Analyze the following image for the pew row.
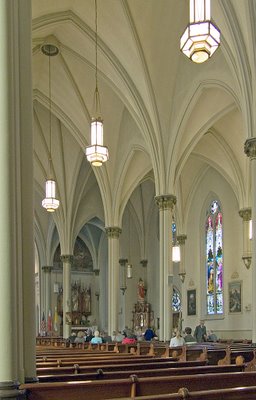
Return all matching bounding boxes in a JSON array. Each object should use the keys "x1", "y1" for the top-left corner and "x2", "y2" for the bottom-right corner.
[{"x1": 21, "y1": 371, "x2": 256, "y2": 400}]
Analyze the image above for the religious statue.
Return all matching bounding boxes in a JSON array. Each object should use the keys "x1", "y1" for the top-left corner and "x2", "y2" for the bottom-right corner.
[{"x1": 137, "y1": 278, "x2": 145, "y2": 302}]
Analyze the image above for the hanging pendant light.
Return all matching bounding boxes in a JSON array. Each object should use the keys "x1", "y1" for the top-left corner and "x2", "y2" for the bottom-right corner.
[
  {"x1": 180, "y1": 0, "x2": 220, "y2": 63},
  {"x1": 85, "y1": 0, "x2": 109, "y2": 166},
  {"x1": 41, "y1": 41, "x2": 60, "y2": 212}
]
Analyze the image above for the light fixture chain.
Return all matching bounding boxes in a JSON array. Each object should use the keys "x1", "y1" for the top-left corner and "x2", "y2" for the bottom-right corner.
[
  {"x1": 48, "y1": 51, "x2": 52, "y2": 176},
  {"x1": 95, "y1": 0, "x2": 98, "y2": 91}
]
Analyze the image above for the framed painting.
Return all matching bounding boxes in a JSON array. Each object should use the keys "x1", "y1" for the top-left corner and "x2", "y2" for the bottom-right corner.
[
  {"x1": 187, "y1": 289, "x2": 196, "y2": 316},
  {"x1": 229, "y1": 281, "x2": 242, "y2": 313}
]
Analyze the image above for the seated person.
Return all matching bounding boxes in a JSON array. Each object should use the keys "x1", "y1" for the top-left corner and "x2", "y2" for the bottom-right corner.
[
  {"x1": 112, "y1": 330, "x2": 124, "y2": 342},
  {"x1": 184, "y1": 327, "x2": 197, "y2": 344},
  {"x1": 74, "y1": 330, "x2": 85, "y2": 344},
  {"x1": 122, "y1": 331, "x2": 137, "y2": 344},
  {"x1": 91, "y1": 330, "x2": 103, "y2": 344},
  {"x1": 101, "y1": 331, "x2": 112, "y2": 343},
  {"x1": 207, "y1": 330, "x2": 218, "y2": 342},
  {"x1": 144, "y1": 327, "x2": 158, "y2": 341},
  {"x1": 85, "y1": 329, "x2": 94, "y2": 342},
  {"x1": 169, "y1": 330, "x2": 185, "y2": 347}
]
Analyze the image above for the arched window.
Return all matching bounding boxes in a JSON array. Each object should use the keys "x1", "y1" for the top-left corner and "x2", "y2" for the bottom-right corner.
[{"x1": 206, "y1": 200, "x2": 223, "y2": 315}]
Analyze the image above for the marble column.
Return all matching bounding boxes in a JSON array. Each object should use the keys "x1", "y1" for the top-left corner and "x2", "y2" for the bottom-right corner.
[
  {"x1": 42, "y1": 266, "x2": 52, "y2": 318},
  {"x1": 244, "y1": 138, "x2": 256, "y2": 342},
  {"x1": 61, "y1": 255, "x2": 73, "y2": 338},
  {"x1": 0, "y1": 0, "x2": 35, "y2": 396},
  {"x1": 177, "y1": 234, "x2": 187, "y2": 283},
  {"x1": 155, "y1": 195, "x2": 176, "y2": 341},
  {"x1": 105, "y1": 227, "x2": 122, "y2": 335},
  {"x1": 238, "y1": 208, "x2": 252, "y2": 269}
]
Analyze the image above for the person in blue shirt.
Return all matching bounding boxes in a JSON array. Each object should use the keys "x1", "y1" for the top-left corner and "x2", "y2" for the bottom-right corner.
[{"x1": 144, "y1": 327, "x2": 157, "y2": 341}]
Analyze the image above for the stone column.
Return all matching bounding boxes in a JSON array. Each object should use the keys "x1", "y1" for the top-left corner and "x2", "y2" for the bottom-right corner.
[
  {"x1": 155, "y1": 195, "x2": 176, "y2": 341},
  {"x1": 244, "y1": 138, "x2": 256, "y2": 342},
  {"x1": 238, "y1": 208, "x2": 252, "y2": 269},
  {"x1": 105, "y1": 227, "x2": 122, "y2": 335},
  {"x1": 177, "y1": 234, "x2": 187, "y2": 283},
  {"x1": 42, "y1": 266, "x2": 52, "y2": 318},
  {"x1": 61, "y1": 255, "x2": 73, "y2": 338},
  {"x1": 0, "y1": 0, "x2": 35, "y2": 396}
]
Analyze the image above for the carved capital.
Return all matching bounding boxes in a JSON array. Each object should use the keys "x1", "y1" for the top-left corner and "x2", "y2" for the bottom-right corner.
[
  {"x1": 238, "y1": 207, "x2": 252, "y2": 221},
  {"x1": 140, "y1": 259, "x2": 148, "y2": 268},
  {"x1": 42, "y1": 265, "x2": 52, "y2": 273},
  {"x1": 60, "y1": 254, "x2": 73, "y2": 264},
  {"x1": 105, "y1": 226, "x2": 122, "y2": 238},
  {"x1": 177, "y1": 234, "x2": 187, "y2": 245},
  {"x1": 155, "y1": 194, "x2": 176, "y2": 210},
  {"x1": 244, "y1": 138, "x2": 256, "y2": 160}
]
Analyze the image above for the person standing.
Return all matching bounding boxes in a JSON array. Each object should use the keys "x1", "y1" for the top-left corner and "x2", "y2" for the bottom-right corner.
[{"x1": 194, "y1": 320, "x2": 207, "y2": 343}]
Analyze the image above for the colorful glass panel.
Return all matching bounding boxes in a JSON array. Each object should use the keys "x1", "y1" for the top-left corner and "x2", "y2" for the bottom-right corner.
[{"x1": 206, "y1": 201, "x2": 223, "y2": 315}]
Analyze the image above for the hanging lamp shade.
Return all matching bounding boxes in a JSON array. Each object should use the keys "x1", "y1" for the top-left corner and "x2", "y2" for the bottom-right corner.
[
  {"x1": 85, "y1": 114, "x2": 109, "y2": 166},
  {"x1": 180, "y1": 0, "x2": 220, "y2": 63},
  {"x1": 85, "y1": 0, "x2": 109, "y2": 167},
  {"x1": 41, "y1": 39, "x2": 60, "y2": 212},
  {"x1": 127, "y1": 264, "x2": 133, "y2": 279},
  {"x1": 42, "y1": 179, "x2": 60, "y2": 212}
]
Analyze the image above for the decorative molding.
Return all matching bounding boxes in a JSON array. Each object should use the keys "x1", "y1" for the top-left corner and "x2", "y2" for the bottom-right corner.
[
  {"x1": 231, "y1": 271, "x2": 239, "y2": 279},
  {"x1": 155, "y1": 194, "x2": 176, "y2": 210},
  {"x1": 244, "y1": 137, "x2": 256, "y2": 160},
  {"x1": 42, "y1": 265, "x2": 53, "y2": 273},
  {"x1": 105, "y1": 226, "x2": 122, "y2": 238},
  {"x1": 177, "y1": 234, "x2": 187, "y2": 245},
  {"x1": 93, "y1": 269, "x2": 100, "y2": 276},
  {"x1": 238, "y1": 207, "x2": 252, "y2": 221},
  {"x1": 60, "y1": 254, "x2": 74, "y2": 264},
  {"x1": 140, "y1": 259, "x2": 148, "y2": 268}
]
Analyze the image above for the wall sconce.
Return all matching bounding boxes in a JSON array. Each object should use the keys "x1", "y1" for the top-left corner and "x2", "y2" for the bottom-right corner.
[
  {"x1": 239, "y1": 208, "x2": 252, "y2": 269},
  {"x1": 127, "y1": 264, "x2": 132, "y2": 279},
  {"x1": 95, "y1": 291, "x2": 100, "y2": 301},
  {"x1": 119, "y1": 258, "x2": 128, "y2": 295},
  {"x1": 172, "y1": 244, "x2": 181, "y2": 263}
]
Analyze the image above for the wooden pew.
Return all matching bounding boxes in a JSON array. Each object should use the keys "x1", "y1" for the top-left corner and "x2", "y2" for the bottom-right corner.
[
  {"x1": 36, "y1": 359, "x2": 208, "y2": 376},
  {"x1": 37, "y1": 364, "x2": 244, "y2": 383},
  {"x1": 119, "y1": 385, "x2": 256, "y2": 399},
  {"x1": 21, "y1": 371, "x2": 256, "y2": 400}
]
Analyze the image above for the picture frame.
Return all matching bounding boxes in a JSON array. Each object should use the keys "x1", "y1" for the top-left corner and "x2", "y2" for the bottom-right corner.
[
  {"x1": 228, "y1": 281, "x2": 242, "y2": 313},
  {"x1": 187, "y1": 289, "x2": 196, "y2": 316}
]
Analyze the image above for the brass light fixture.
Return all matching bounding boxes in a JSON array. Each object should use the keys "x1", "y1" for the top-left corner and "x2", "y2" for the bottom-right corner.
[
  {"x1": 41, "y1": 41, "x2": 60, "y2": 212},
  {"x1": 180, "y1": 0, "x2": 220, "y2": 63},
  {"x1": 85, "y1": 0, "x2": 109, "y2": 166}
]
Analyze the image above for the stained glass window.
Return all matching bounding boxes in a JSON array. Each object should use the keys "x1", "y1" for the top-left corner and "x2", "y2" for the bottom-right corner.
[
  {"x1": 206, "y1": 200, "x2": 223, "y2": 315},
  {"x1": 172, "y1": 287, "x2": 181, "y2": 312}
]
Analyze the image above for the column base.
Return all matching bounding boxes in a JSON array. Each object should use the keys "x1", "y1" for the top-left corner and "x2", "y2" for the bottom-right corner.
[
  {"x1": 0, "y1": 381, "x2": 25, "y2": 399},
  {"x1": 24, "y1": 377, "x2": 38, "y2": 384}
]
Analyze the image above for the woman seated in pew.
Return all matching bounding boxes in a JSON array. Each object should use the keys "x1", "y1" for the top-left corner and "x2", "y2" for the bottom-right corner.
[
  {"x1": 90, "y1": 330, "x2": 103, "y2": 344},
  {"x1": 183, "y1": 327, "x2": 197, "y2": 344},
  {"x1": 74, "y1": 330, "x2": 85, "y2": 344},
  {"x1": 122, "y1": 330, "x2": 137, "y2": 344},
  {"x1": 169, "y1": 329, "x2": 185, "y2": 347},
  {"x1": 206, "y1": 329, "x2": 218, "y2": 342}
]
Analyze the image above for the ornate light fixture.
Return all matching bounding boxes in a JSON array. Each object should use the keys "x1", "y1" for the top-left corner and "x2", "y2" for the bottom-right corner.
[
  {"x1": 180, "y1": 0, "x2": 220, "y2": 63},
  {"x1": 85, "y1": 0, "x2": 109, "y2": 166},
  {"x1": 41, "y1": 41, "x2": 60, "y2": 212},
  {"x1": 172, "y1": 219, "x2": 181, "y2": 263}
]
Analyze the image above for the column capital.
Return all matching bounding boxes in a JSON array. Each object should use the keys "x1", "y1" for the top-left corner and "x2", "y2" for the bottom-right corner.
[
  {"x1": 155, "y1": 194, "x2": 176, "y2": 210},
  {"x1": 140, "y1": 259, "x2": 148, "y2": 267},
  {"x1": 105, "y1": 226, "x2": 122, "y2": 238},
  {"x1": 244, "y1": 138, "x2": 256, "y2": 160},
  {"x1": 239, "y1": 207, "x2": 252, "y2": 221},
  {"x1": 42, "y1": 266, "x2": 53, "y2": 273},
  {"x1": 177, "y1": 234, "x2": 187, "y2": 245},
  {"x1": 60, "y1": 254, "x2": 73, "y2": 264},
  {"x1": 119, "y1": 258, "x2": 128, "y2": 266}
]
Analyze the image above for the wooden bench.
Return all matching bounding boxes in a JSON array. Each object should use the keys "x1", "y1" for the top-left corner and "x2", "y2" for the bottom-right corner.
[
  {"x1": 37, "y1": 364, "x2": 244, "y2": 383},
  {"x1": 36, "y1": 359, "x2": 208, "y2": 376},
  {"x1": 21, "y1": 371, "x2": 256, "y2": 400}
]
